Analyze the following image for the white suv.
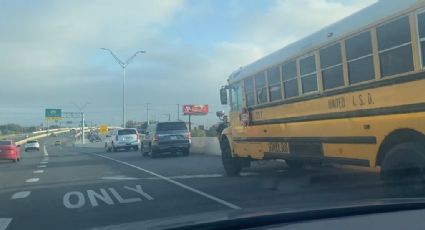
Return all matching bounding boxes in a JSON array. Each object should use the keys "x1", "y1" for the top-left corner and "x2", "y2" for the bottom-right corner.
[
  {"x1": 25, "y1": 140, "x2": 40, "y2": 152},
  {"x1": 105, "y1": 128, "x2": 140, "y2": 152}
]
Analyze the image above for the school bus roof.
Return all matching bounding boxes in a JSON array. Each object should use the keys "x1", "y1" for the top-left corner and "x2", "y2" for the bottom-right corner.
[{"x1": 227, "y1": 0, "x2": 423, "y2": 84}]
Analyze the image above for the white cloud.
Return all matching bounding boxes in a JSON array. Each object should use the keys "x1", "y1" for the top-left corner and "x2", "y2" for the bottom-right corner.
[
  {"x1": 0, "y1": 0, "x2": 379, "y2": 126},
  {"x1": 238, "y1": 0, "x2": 378, "y2": 53}
]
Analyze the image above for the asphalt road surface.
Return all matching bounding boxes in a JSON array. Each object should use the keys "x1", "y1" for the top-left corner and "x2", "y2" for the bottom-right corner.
[{"x1": 0, "y1": 134, "x2": 391, "y2": 230}]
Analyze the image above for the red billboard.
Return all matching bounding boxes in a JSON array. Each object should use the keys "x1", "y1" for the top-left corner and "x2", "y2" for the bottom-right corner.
[{"x1": 182, "y1": 104, "x2": 209, "y2": 115}]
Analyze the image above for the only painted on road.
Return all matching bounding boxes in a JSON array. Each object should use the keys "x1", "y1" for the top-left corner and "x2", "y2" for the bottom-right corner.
[{"x1": 63, "y1": 185, "x2": 154, "y2": 209}]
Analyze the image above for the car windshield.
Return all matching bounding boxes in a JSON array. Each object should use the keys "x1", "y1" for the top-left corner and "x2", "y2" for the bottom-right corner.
[
  {"x1": 4, "y1": 1, "x2": 425, "y2": 230},
  {"x1": 118, "y1": 129, "x2": 137, "y2": 135},
  {"x1": 156, "y1": 122, "x2": 187, "y2": 131}
]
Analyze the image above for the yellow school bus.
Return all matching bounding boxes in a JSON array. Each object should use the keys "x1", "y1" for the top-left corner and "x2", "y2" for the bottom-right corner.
[{"x1": 218, "y1": 0, "x2": 425, "y2": 187}]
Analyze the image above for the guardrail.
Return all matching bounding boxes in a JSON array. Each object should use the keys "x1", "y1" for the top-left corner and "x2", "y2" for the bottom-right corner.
[{"x1": 15, "y1": 128, "x2": 86, "y2": 145}]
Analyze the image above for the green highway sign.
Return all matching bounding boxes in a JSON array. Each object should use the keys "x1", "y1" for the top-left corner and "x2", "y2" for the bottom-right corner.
[{"x1": 45, "y1": 109, "x2": 62, "y2": 120}]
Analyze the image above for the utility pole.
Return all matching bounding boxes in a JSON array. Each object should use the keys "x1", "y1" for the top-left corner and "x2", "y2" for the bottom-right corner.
[
  {"x1": 81, "y1": 112, "x2": 85, "y2": 144},
  {"x1": 146, "y1": 103, "x2": 151, "y2": 125},
  {"x1": 73, "y1": 102, "x2": 90, "y2": 144}
]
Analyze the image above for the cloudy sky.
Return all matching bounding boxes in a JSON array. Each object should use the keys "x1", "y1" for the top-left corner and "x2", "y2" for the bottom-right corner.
[{"x1": 0, "y1": 0, "x2": 377, "y2": 127}]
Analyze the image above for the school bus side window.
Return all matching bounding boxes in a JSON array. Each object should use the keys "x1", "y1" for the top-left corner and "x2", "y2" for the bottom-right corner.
[
  {"x1": 377, "y1": 16, "x2": 414, "y2": 77},
  {"x1": 417, "y1": 11, "x2": 425, "y2": 67},
  {"x1": 255, "y1": 72, "x2": 267, "y2": 104},
  {"x1": 300, "y1": 54, "x2": 318, "y2": 93},
  {"x1": 320, "y1": 43, "x2": 344, "y2": 90},
  {"x1": 230, "y1": 83, "x2": 243, "y2": 111},
  {"x1": 267, "y1": 66, "x2": 282, "y2": 102},
  {"x1": 282, "y1": 61, "x2": 298, "y2": 98},
  {"x1": 244, "y1": 77, "x2": 255, "y2": 107},
  {"x1": 346, "y1": 30, "x2": 375, "y2": 84}
]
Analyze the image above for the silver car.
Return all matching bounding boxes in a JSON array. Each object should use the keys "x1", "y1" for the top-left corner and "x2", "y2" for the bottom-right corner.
[
  {"x1": 141, "y1": 122, "x2": 191, "y2": 158},
  {"x1": 105, "y1": 128, "x2": 140, "y2": 152},
  {"x1": 25, "y1": 140, "x2": 40, "y2": 152}
]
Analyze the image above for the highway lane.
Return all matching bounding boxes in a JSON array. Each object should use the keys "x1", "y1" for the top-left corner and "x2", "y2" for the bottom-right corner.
[{"x1": 0, "y1": 135, "x2": 391, "y2": 230}]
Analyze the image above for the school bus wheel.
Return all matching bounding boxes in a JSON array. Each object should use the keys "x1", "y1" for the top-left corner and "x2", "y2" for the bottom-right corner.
[
  {"x1": 220, "y1": 137, "x2": 242, "y2": 176},
  {"x1": 381, "y1": 142, "x2": 425, "y2": 196}
]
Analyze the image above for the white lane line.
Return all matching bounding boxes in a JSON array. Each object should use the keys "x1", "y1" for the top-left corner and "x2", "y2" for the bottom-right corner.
[
  {"x1": 11, "y1": 191, "x2": 31, "y2": 199},
  {"x1": 33, "y1": 170, "x2": 44, "y2": 174},
  {"x1": 25, "y1": 178, "x2": 40, "y2": 183},
  {"x1": 100, "y1": 174, "x2": 224, "y2": 181},
  {"x1": 0, "y1": 218, "x2": 12, "y2": 230},
  {"x1": 43, "y1": 145, "x2": 49, "y2": 156},
  {"x1": 37, "y1": 165, "x2": 47, "y2": 168},
  {"x1": 100, "y1": 176, "x2": 140, "y2": 181},
  {"x1": 40, "y1": 161, "x2": 48, "y2": 164},
  {"x1": 93, "y1": 154, "x2": 241, "y2": 210}
]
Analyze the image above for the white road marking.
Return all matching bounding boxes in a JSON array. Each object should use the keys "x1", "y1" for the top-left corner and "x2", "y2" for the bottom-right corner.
[
  {"x1": 100, "y1": 174, "x2": 223, "y2": 180},
  {"x1": 43, "y1": 145, "x2": 49, "y2": 156},
  {"x1": 100, "y1": 176, "x2": 140, "y2": 181},
  {"x1": 63, "y1": 191, "x2": 85, "y2": 209},
  {"x1": 25, "y1": 178, "x2": 40, "y2": 183},
  {"x1": 37, "y1": 165, "x2": 47, "y2": 168},
  {"x1": 63, "y1": 185, "x2": 152, "y2": 209},
  {"x1": 87, "y1": 189, "x2": 114, "y2": 207},
  {"x1": 11, "y1": 191, "x2": 31, "y2": 199},
  {"x1": 93, "y1": 153, "x2": 241, "y2": 210},
  {"x1": 100, "y1": 173, "x2": 256, "y2": 181},
  {"x1": 0, "y1": 218, "x2": 12, "y2": 230},
  {"x1": 124, "y1": 185, "x2": 154, "y2": 201},
  {"x1": 239, "y1": 172, "x2": 260, "y2": 176},
  {"x1": 40, "y1": 161, "x2": 48, "y2": 164},
  {"x1": 108, "y1": 188, "x2": 141, "y2": 204},
  {"x1": 33, "y1": 170, "x2": 44, "y2": 174}
]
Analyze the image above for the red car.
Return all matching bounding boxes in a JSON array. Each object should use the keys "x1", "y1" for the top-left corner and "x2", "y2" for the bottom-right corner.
[{"x1": 0, "y1": 140, "x2": 21, "y2": 162}]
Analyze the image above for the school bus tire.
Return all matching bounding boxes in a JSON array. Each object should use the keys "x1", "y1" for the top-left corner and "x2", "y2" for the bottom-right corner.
[
  {"x1": 381, "y1": 142, "x2": 425, "y2": 196},
  {"x1": 220, "y1": 137, "x2": 242, "y2": 176}
]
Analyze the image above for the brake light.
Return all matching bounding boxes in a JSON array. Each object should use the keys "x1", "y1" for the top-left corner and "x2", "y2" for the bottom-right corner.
[
  {"x1": 187, "y1": 132, "x2": 192, "y2": 140},
  {"x1": 136, "y1": 133, "x2": 140, "y2": 140}
]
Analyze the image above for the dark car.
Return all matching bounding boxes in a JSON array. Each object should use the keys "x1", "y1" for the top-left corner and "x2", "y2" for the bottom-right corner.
[{"x1": 141, "y1": 121, "x2": 191, "y2": 158}]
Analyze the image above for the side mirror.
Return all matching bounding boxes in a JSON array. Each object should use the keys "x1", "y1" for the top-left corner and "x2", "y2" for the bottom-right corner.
[
  {"x1": 220, "y1": 88, "x2": 228, "y2": 105},
  {"x1": 17, "y1": 145, "x2": 21, "y2": 148},
  {"x1": 216, "y1": 111, "x2": 225, "y2": 118}
]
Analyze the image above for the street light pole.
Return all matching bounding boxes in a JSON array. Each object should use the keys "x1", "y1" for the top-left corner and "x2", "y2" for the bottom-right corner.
[
  {"x1": 73, "y1": 102, "x2": 90, "y2": 145},
  {"x1": 123, "y1": 67, "x2": 126, "y2": 128},
  {"x1": 101, "y1": 48, "x2": 146, "y2": 128}
]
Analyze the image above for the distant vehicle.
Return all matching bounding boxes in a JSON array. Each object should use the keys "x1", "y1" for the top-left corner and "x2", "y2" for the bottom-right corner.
[
  {"x1": 0, "y1": 140, "x2": 21, "y2": 162},
  {"x1": 141, "y1": 121, "x2": 191, "y2": 158},
  {"x1": 105, "y1": 128, "x2": 140, "y2": 152},
  {"x1": 25, "y1": 140, "x2": 40, "y2": 152},
  {"x1": 54, "y1": 140, "x2": 61, "y2": 146},
  {"x1": 89, "y1": 134, "x2": 101, "y2": 142}
]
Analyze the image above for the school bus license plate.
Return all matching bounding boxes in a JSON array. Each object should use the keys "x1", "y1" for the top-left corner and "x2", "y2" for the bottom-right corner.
[{"x1": 268, "y1": 142, "x2": 290, "y2": 154}]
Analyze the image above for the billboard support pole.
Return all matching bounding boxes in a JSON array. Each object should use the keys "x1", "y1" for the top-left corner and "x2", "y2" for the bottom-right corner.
[
  {"x1": 81, "y1": 112, "x2": 85, "y2": 144},
  {"x1": 177, "y1": 104, "x2": 180, "y2": 121},
  {"x1": 188, "y1": 114, "x2": 191, "y2": 132}
]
